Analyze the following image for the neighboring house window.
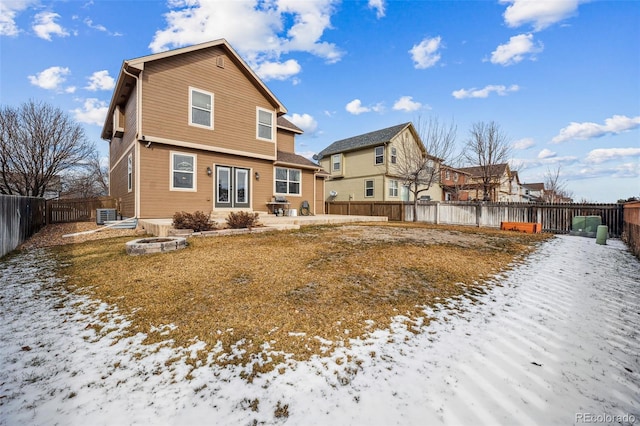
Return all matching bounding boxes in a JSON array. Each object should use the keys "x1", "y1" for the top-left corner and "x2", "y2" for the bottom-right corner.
[
  {"x1": 171, "y1": 152, "x2": 196, "y2": 191},
  {"x1": 445, "y1": 170, "x2": 451, "y2": 180},
  {"x1": 454, "y1": 172, "x2": 459, "y2": 182},
  {"x1": 189, "y1": 87, "x2": 213, "y2": 129},
  {"x1": 275, "y1": 167, "x2": 301, "y2": 195},
  {"x1": 365, "y1": 180, "x2": 374, "y2": 197},
  {"x1": 389, "y1": 180, "x2": 398, "y2": 197},
  {"x1": 127, "y1": 154, "x2": 132, "y2": 192},
  {"x1": 332, "y1": 154, "x2": 341, "y2": 172},
  {"x1": 375, "y1": 146, "x2": 384, "y2": 165},
  {"x1": 391, "y1": 147, "x2": 397, "y2": 164},
  {"x1": 257, "y1": 107, "x2": 274, "y2": 141}
]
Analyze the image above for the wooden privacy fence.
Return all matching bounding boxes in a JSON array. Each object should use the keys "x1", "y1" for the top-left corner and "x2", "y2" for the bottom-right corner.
[
  {"x1": 326, "y1": 200, "x2": 624, "y2": 237},
  {"x1": 622, "y1": 201, "x2": 640, "y2": 258},
  {"x1": 46, "y1": 197, "x2": 116, "y2": 224},
  {"x1": 406, "y1": 202, "x2": 624, "y2": 237},
  {"x1": 1, "y1": 195, "x2": 46, "y2": 258},
  {"x1": 326, "y1": 201, "x2": 406, "y2": 221}
]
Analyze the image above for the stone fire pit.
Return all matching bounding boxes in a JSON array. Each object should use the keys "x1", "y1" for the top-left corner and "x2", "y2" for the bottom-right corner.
[{"x1": 125, "y1": 237, "x2": 187, "y2": 255}]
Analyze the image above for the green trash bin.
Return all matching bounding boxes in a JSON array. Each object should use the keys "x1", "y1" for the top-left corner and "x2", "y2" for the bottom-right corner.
[{"x1": 596, "y1": 225, "x2": 608, "y2": 245}]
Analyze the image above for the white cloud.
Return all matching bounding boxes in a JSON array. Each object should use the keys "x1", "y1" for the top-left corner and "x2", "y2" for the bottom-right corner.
[
  {"x1": 551, "y1": 115, "x2": 640, "y2": 144},
  {"x1": 83, "y1": 17, "x2": 107, "y2": 33},
  {"x1": 513, "y1": 138, "x2": 535, "y2": 150},
  {"x1": 409, "y1": 36, "x2": 442, "y2": 69},
  {"x1": 452, "y1": 84, "x2": 519, "y2": 99},
  {"x1": 28, "y1": 66, "x2": 71, "y2": 91},
  {"x1": 346, "y1": 99, "x2": 370, "y2": 115},
  {"x1": 584, "y1": 148, "x2": 640, "y2": 164},
  {"x1": 345, "y1": 99, "x2": 384, "y2": 115},
  {"x1": 490, "y1": 33, "x2": 543, "y2": 66},
  {"x1": 32, "y1": 11, "x2": 70, "y2": 41},
  {"x1": 286, "y1": 113, "x2": 318, "y2": 134},
  {"x1": 392, "y1": 96, "x2": 422, "y2": 112},
  {"x1": 148, "y1": 0, "x2": 342, "y2": 81},
  {"x1": 85, "y1": 70, "x2": 115, "y2": 91},
  {"x1": 537, "y1": 148, "x2": 556, "y2": 159},
  {"x1": 0, "y1": 0, "x2": 37, "y2": 36},
  {"x1": 368, "y1": 0, "x2": 385, "y2": 19},
  {"x1": 71, "y1": 98, "x2": 108, "y2": 126},
  {"x1": 254, "y1": 59, "x2": 301, "y2": 81},
  {"x1": 500, "y1": 0, "x2": 581, "y2": 31}
]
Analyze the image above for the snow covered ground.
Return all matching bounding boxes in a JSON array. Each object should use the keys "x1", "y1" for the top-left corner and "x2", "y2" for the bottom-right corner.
[{"x1": 1, "y1": 235, "x2": 639, "y2": 426}]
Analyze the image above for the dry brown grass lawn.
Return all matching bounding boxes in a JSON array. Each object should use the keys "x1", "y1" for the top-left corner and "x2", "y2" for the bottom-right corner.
[{"x1": 50, "y1": 223, "x2": 551, "y2": 380}]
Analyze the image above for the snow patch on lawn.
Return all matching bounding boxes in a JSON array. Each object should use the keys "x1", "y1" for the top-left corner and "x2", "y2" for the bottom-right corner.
[{"x1": 1, "y1": 236, "x2": 639, "y2": 425}]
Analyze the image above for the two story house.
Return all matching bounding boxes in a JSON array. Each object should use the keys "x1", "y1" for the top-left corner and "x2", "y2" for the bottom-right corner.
[
  {"x1": 439, "y1": 165, "x2": 471, "y2": 201},
  {"x1": 457, "y1": 163, "x2": 516, "y2": 202},
  {"x1": 316, "y1": 123, "x2": 443, "y2": 203},
  {"x1": 101, "y1": 39, "x2": 326, "y2": 219}
]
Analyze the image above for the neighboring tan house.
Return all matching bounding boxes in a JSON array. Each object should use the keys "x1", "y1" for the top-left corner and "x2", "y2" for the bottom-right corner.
[
  {"x1": 439, "y1": 165, "x2": 471, "y2": 201},
  {"x1": 521, "y1": 182, "x2": 545, "y2": 202},
  {"x1": 316, "y1": 122, "x2": 443, "y2": 203},
  {"x1": 457, "y1": 163, "x2": 518, "y2": 202},
  {"x1": 101, "y1": 39, "x2": 326, "y2": 219}
]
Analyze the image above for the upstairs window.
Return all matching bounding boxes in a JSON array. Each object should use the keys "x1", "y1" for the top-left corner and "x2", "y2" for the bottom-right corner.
[
  {"x1": 257, "y1": 107, "x2": 274, "y2": 141},
  {"x1": 171, "y1": 152, "x2": 196, "y2": 191},
  {"x1": 391, "y1": 147, "x2": 397, "y2": 164},
  {"x1": 375, "y1": 146, "x2": 384, "y2": 165},
  {"x1": 332, "y1": 154, "x2": 341, "y2": 172},
  {"x1": 189, "y1": 88, "x2": 213, "y2": 129}
]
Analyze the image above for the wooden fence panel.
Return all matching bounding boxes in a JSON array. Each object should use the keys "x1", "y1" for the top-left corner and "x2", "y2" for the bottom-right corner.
[
  {"x1": 46, "y1": 197, "x2": 116, "y2": 224},
  {"x1": 327, "y1": 201, "x2": 624, "y2": 236},
  {"x1": 326, "y1": 201, "x2": 404, "y2": 221},
  {"x1": 622, "y1": 201, "x2": 640, "y2": 258},
  {"x1": 1, "y1": 195, "x2": 46, "y2": 258}
]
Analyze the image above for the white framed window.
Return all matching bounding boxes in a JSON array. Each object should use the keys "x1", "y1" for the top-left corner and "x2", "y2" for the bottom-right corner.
[
  {"x1": 445, "y1": 170, "x2": 451, "y2": 180},
  {"x1": 257, "y1": 107, "x2": 274, "y2": 141},
  {"x1": 275, "y1": 167, "x2": 301, "y2": 195},
  {"x1": 127, "y1": 153, "x2": 132, "y2": 192},
  {"x1": 454, "y1": 172, "x2": 459, "y2": 182},
  {"x1": 391, "y1": 147, "x2": 397, "y2": 164},
  {"x1": 332, "y1": 154, "x2": 341, "y2": 172},
  {"x1": 375, "y1": 146, "x2": 384, "y2": 165},
  {"x1": 365, "y1": 180, "x2": 374, "y2": 197},
  {"x1": 389, "y1": 180, "x2": 398, "y2": 197},
  {"x1": 171, "y1": 151, "x2": 197, "y2": 191},
  {"x1": 189, "y1": 87, "x2": 213, "y2": 129}
]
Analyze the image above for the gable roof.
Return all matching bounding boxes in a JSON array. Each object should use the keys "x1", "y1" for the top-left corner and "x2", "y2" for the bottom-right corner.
[
  {"x1": 522, "y1": 182, "x2": 545, "y2": 191},
  {"x1": 277, "y1": 116, "x2": 303, "y2": 134},
  {"x1": 101, "y1": 38, "x2": 286, "y2": 140},
  {"x1": 458, "y1": 163, "x2": 510, "y2": 178},
  {"x1": 317, "y1": 122, "x2": 414, "y2": 159},
  {"x1": 276, "y1": 151, "x2": 324, "y2": 171}
]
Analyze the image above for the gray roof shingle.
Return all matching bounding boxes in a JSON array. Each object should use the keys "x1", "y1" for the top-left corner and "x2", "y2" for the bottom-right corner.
[{"x1": 317, "y1": 122, "x2": 411, "y2": 159}]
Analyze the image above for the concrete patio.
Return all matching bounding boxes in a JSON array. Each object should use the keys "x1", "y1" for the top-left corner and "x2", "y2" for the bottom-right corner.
[{"x1": 139, "y1": 213, "x2": 388, "y2": 237}]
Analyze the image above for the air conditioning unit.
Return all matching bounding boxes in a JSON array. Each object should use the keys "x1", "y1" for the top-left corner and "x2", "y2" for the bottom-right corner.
[
  {"x1": 113, "y1": 105, "x2": 125, "y2": 138},
  {"x1": 96, "y1": 208, "x2": 117, "y2": 225}
]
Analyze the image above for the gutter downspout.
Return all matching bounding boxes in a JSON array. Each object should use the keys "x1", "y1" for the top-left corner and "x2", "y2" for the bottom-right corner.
[{"x1": 121, "y1": 64, "x2": 142, "y2": 219}]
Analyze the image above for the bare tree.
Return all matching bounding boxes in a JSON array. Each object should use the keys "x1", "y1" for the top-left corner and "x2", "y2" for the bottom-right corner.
[
  {"x1": 395, "y1": 117, "x2": 457, "y2": 221},
  {"x1": 543, "y1": 165, "x2": 571, "y2": 203},
  {"x1": 0, "y1": 100, "x2": 95, "y2": 197},
  {"x1": 462, "y1": 121, "x2": 512, "y2": 201},
  {"x1": 61, "y1": 150, "x2": 109, "y2": 198}
]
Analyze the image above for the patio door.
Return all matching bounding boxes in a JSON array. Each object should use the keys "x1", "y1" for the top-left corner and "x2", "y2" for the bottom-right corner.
[{"x1": 215, "y1": 165, "x2": 250, "y2": 209}]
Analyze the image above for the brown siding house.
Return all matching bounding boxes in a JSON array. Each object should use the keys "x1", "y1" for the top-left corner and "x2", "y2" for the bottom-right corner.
[{"x1": 101, "y1": 39, "x2": 325, "y2": 219}]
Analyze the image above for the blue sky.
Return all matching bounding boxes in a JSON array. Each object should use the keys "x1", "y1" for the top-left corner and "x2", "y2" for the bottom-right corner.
[{"x1": 1, "y1": 0, "x2": 638, "y2": 202}]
